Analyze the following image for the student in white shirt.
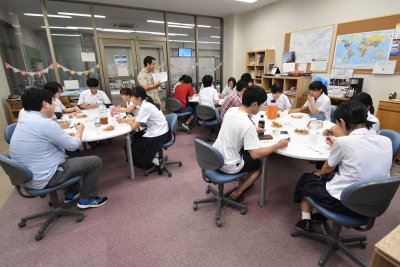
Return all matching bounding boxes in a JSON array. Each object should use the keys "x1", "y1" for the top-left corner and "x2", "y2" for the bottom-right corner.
[
  {"x1": 199, "y1": 75, "x2": 219, "y2": 108},
  {"x1": 116, "y1": 87, "x2": 139, "y2": 116},
  {"x1": 78, "y1": 78, "x2": 111, "y2": 109},
  {"x1": 117, "y1": 86, "x2": 170, "y2": 169},
  {"x1": 350, "y1": 92, "x2": 380, "y2": 133},
  {"x1": 266, "y1": 83, "x2": 292, "y2": 110},
  {"x1": 294, "y1": 100, "x2": 392, "y2": 232},
  {"x1": 44, "y1": 82, "x2": 81, "y2": 117},
  {"x1": 221, "y1": 77, "x2": 236, "y2": 97},
  {"x1": 290, "y1": 81, "x2": 331, "y2": 121},
  {"x1": 213, "y1": 85, "x2": 290, "y2": 202}
]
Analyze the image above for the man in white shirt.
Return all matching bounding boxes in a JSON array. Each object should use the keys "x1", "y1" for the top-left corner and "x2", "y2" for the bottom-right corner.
[
  {"x1": 78, "y1": 78, "x2": 111, "y2": 109},
  {"x1": 213, "y1": 85, "x2": 290, "y2": 202},
  {"x1": 199, "y1": 75, "x2": 219, "y2": 108}
]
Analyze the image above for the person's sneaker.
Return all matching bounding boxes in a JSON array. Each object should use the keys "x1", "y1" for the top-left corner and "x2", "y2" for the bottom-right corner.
[
  {"x1": 296, "y1": 219, "x2": 313, "y2": 232},
  {"x1": 227, "y1": 193, "x2": 244, "y2": 203},
  {"x1": 311, "y1": 212, "x2": 327, "y2": 223},
  {"x1": 181, "y1": 123, "x2": 190, "y2": 131},
  {"x1": 77, "y1": 196, "x2": 108, "y2": 209},
  {"x1": 64, "y1": 192, "x2": 80, "y2": 203}
]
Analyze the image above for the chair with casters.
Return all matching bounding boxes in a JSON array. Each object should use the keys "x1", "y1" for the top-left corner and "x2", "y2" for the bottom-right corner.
[
  {"x1": 379, "y1": 129, "x2": 400, "y2": 159},
  {"x1": 291, "y1": 176, "x2": 400, "y2": 267},
  {"x1": 196, "y1": 105, "x2": 220, "y2": 142},
  {"x1": 165, "y1": 98, "x2": 192, "y2": 134},
  {"x1": 192, "y1": 139, "x2": 247, "y2": 227},
  {"x1": 330, "y1": 105, "x2": 337, "y2": 123},
  {"x1": 4, "y1": 123, "x2": 17, "y2": 144},
  {"x1": 144, "y1": 113, "x2": 182, "y2": 177},
  {"x1": 0, "y1": 153, "x2": 84, "y2": 241}
]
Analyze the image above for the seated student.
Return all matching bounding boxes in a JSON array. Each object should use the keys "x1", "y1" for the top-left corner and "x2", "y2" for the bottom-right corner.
[
  {"x1": 10, "y1": 89, "x2": 107, "y2": 209},
  {"x1": 78, "y1": 78, "x2": 111, "y2": 109},
  {"x1": 44, "y1": 81, "x2": 81, "y2": 118},
  {"x1": 293, "y1": 100, "x2": 392, "y2": 232},
  {"x1": 350, "y1": 92, "x2": 380, "y2": 133},
  {"x1": 116, "y1": 87, "x2": 139, "y2": 116},
  {"x1": 117, "y1": 86, "x2": 170, "y2": 169},
  {"x1": 240, "y1": 73, "x2": 253, "y2": 86},
  {"x1": 220, "y1": 79, "x2": 248, "y2": 120},
  {"x1": 221, "y1": 77, "x2": 236, "y2": 97},
  {"x1": 199, "y1": 75, "x2": 219, "y2": 108},
  {"x1": 173, "y1": 75, "x2": 196, "y2": 131},
  {"x1": 266, "y1": 83, "x2": 292, "y2": 111},
  {"x1": 213, "y1": 85, "x2": 290, "y2": 202},
  {"x1": 289, "y1": 81, "x2": 331, "y2": 121},
  {"x1": 172, "y1": 75, "x2": 186, "y2": 94}
]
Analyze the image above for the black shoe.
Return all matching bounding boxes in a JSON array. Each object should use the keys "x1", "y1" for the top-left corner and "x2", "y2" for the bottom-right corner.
[
  {"x1": 227, "y1": 193, "x2": 244, "y2": 203},
  {"x1": 311, "y1": 213, "x2": 327, "y2": 224},
  {"x1": 296, "y1": 219, "x2": 313, "y2": 232}
]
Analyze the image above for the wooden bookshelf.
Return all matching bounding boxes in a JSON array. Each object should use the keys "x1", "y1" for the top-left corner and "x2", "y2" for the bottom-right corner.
[
  {"x1": 246, "y1": 49, "x2": 275, "y2": 85},
  {"x1": 7, "y1": 99, "x2": 23, "y2": 123}
]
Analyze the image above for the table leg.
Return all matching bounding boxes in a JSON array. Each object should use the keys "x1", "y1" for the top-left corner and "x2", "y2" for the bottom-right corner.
[
  {"x1": 125, "y1": 133, "x2": 135, "y2": 180},
  {"x1": 259, "y1": 156, "x2": 268, "y2": 207}
]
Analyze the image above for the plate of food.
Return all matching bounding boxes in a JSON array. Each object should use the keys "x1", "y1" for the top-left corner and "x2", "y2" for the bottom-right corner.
[
  {"x1": 103, "y1": 125, "x2": 115, "y2": 132},
  {"x1": 294, "y1": 128, "x2": 309, "y2": 135},
  {"x1": 271, "y1": 121, "x2": 282, "y2": 128},
  {"x1": 76, "y1": 113, "x2": 88, "y2": 118},
  {"x1": 291, "y1": 114, "x2": 304, "y2": 119}
]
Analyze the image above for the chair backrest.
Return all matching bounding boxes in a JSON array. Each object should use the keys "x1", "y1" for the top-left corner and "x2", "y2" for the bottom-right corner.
[
  {"x1": 165, "y1": 113, "x2": 177, "y2": 144},
  {"x1": 196, "y1": 105, "x2": 216, "y2": 121},
  {"x1": 341, "y1": 176, "x2": 400, "y2": 218},
  {"x1": 166, "y1": 98, "x2": 182, "y2": 113},
  {"x1": 194, "y1": 139, "x2": 224, "y2": 170},
  {"x1": 4, "y1": 123, "x2": 17, "y2": 144},
  {"x1": 0, "y1": 153, "x2": 32, "y2": 186},
  {"x1": 379, "y1": 129, "x2": 400, "y2": 159},
  {"x1": 330, "y1": 105, "x2": 337, "y2": 123}
]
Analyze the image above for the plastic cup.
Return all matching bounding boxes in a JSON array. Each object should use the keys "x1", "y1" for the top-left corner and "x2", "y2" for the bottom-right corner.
[{"x1": 273, "y1": 128, "x2": 280, "y2": 138}]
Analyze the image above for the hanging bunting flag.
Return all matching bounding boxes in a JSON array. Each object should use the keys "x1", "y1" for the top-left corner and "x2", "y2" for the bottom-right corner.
[
  {"x1": 20, "y1": 71, "x2": 28, "y2": 76},
  {"x1": 12, "y1": 67, "x2": 21, "y2": 73},
  {"x1": 28, "y1": 72, "x2": 36, "y2": 77},
  {"x1": 57, "y1": 64, "x2": 63, "y2": 69},
  {"x1": 5, "y1": 63, "x2": 12, "y2": 69},
  {"x1": 61, "y1": 67, "x2": 69, "y2": 72},
  {"x1": 36, "y1": 70, "x2": 43, "y2": 76},
  {"x1": 42, "y1": 68, "x2": 49, "y2": 73},
  {"x1": 69, "y1": 70, "x2": 76, "y2": 75},
  {"x1": 76, "y1": 71, "x2": 83, "y2": 76},
  {"x1": 48, "y1": 64, "x2": 54, "y2": 69},
  {"x1": 95, "y1": 64, "x2": 100, "y2": 69}
]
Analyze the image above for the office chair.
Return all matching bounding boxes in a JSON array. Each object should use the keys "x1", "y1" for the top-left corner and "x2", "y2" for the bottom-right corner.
[
  {"x1": 144, "y1": 113, "x2": 182, "y2": 177},
  {"x1": 165, "y1": 98, "x2": 192, "y2": 134},
  {"x1": 0, "y1": 153, "x2": 84, "y2": 241},
  {"x1": 4, "y1": 123, "x2": 17, "y2": 144},
  {"x1": 379, "y1": 129, "x2": 400, "y2": 159},
  {"x1": 291, "y1": 176, "x2": 400, "y2": 267},
  {"x1": 192, "y1": 139, "x2": 247, "y2": 227},
  {"x1": 196, "y1": 105, "x2": 221, "y2": 142},
  {"x1": 330, "y1": 105, "x2": 337, "y2": 123}
]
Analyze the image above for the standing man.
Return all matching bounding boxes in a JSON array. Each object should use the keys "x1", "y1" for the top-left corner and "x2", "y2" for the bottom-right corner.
[
  {"x1": 137, "y1": 56, "x2": 162, "y2": 107},
  {"x1": 10, "y1": 89, "x2": 108, "y2": 209}
]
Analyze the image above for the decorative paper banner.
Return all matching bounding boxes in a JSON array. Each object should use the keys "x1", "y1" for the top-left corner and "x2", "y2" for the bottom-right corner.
[{"x1": 4, "y1": 62, "x2": 100, "y2": 77}]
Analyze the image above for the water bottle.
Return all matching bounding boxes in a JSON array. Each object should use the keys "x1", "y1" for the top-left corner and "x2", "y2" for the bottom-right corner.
[
  {"x1": 267, "y1": 99, "x2": 278, "y2": 120},
  {"x1": 258, "y1": 114, "x2": 265, "y2": 129},
  {"x1": 94, "y1": 115, "x2": 101, "y2": 128},
  {"x1": 98, "y1": 102, "x2": 108, "y2": 125}
]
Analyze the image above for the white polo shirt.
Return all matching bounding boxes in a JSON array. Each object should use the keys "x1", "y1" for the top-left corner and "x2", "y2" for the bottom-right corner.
[
  {"x1": 77, "y1": 89, "x2": 111, "y2": 105},
  {"x1": 367, "y1": 111, "x2": 380, "y2": 133},
  {"x1": 266, "y1": 93, "x2": 292, "y2": 110},
  {"x1": 135, "y1": 100, "x2": 168, "y2": 138},
  {"x1": 303, "y1": 93, "x2": 331, "y2": 121},
  {"x1": 199, "y1": 86, "x2": 219, "y2": 108},
  {"x1": 326, "y1": 128, "x2": 392, "y2": 200},
  {"x1": 213, "y1": 107, "x2": 260, "y2": 174},
  {"x1": 54, "y1": 98, "x2": 65, "y2": 113}
]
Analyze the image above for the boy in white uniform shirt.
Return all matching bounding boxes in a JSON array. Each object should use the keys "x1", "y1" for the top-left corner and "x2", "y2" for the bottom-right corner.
[
  {"x1": 199, "y1": 75, "x2": 219, "y2": 108},
  {"x1": 78, "y1": 78, "x2": 111, "y2": 109},
  {"x1": 294, "y1": 100, "x2": 392, "y2": 232},
  {"x1": 266, "y1": 83, "x2": 292, "y2": 110}
]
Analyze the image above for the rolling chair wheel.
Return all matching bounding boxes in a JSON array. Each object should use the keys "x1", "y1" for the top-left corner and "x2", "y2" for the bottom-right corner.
[
  {"x1": 186, "y1": 130, "x2": 191, "y2": 134},
  {"x1": 179, "y1": 163, "x2": 182, "y2": 167},
  {"x1": 205, "y1": 186, "x2": 211, "y2": 194},
  {"x1": 168, "y1": 173, "x2": 172, "y2": 177},
  {"x1": 76, "y1": 214, "x2": 84, "y2": 222},
  {"x1": 360, "y1": 241, "x2": 367, "y2": 249},
  {"x1": 35, "y1": 231, "x2": 44, "y2": 241},
  {"x1": 240, "y1": 208, "x2": 247, "y2": 215},
  {"x1": 192, "y1": 203, "x2": 198, "y2": 210},
  {"x1": 216, "y1": 219, "x2": 222, "y2": 227},
  {"x1": 144, "y1": 172, "x2": 149, "y2": 177},
  {"x1": 18, "y1": 221, "x2": 26, "y2": 228}
]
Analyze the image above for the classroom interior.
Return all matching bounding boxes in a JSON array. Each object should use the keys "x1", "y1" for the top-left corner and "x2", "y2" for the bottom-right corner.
[{"x1": 0, "y1": 0, "x2": 399, "y2": 266}]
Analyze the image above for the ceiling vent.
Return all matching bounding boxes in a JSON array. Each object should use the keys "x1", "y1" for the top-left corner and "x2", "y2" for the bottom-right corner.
[{"x1": 113, "y1": 23, "x2": 136, "y2": 29}]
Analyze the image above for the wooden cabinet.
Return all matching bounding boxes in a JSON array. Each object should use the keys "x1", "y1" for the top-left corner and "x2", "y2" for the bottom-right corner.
[
  {"x1": 7, "y1": 99, "x2": 23, "y2": 123},
  {"x1": 246, "y1": 49, "x2": 275, "y2": 86},
  {"x1": 262, "y1": 76, "x2": 312, "y2": 108},
  {"x1": 370, "y1": 224, "x2": 400, "y2": 267},
  {"x1": 376, "y1": 100, "x2": 400, "y2": 132}
]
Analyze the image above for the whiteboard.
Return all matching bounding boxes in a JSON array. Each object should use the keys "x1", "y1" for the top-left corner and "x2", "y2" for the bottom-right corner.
[{"x1": 169, "y1": 57, "x2": 216, "y2": 84}]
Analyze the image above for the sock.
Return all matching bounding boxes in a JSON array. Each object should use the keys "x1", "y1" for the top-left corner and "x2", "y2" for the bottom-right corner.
[{"x1": 301, "y1": 212, "x2": 311, "y2": 220}]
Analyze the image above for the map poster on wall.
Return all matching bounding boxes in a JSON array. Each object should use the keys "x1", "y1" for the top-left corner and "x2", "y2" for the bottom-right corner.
[
  {"x1": 289, "y1": 25, "x2": 334, "y2": 64},
  {"x1": 332, "y1": 29, "x2": 394, "y2": 69}
]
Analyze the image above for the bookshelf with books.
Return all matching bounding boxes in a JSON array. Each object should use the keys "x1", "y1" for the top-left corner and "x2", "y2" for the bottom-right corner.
[{"x1": 246, "y1": 49, "x2": 275, "y2": 85}]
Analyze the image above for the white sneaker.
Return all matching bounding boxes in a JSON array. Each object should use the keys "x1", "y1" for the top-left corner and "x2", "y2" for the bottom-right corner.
[{"x1": 181, "y1": 123, "x2": 190, "y2": 131}]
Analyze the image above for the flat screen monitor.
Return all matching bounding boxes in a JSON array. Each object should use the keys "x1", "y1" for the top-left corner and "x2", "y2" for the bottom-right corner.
[{"x1": 179, "y1": 48, "x2": 192, "y2": 57}]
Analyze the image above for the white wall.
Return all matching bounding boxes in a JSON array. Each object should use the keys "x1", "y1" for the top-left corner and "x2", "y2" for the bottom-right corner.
[{"x1": 224, "y1": 0, "x2": 400, "y2": 107}]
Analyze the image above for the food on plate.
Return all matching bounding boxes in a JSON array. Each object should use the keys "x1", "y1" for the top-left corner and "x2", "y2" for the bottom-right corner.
[
  {"x1": 103, "y1": 125, "x2": 115, "y2": 132},
  {"x1": 76, "y1": 113, "x2": 87, "y2": 118},
  {"x1": 271, "y1": 121, "x2": 282, "y2": 128},
  {"x1": 294, "y1": 128, "x2": 309, "y2": 135},
  {"x1": 291, "y1": 114, "x2": 303, "y2": 119}
]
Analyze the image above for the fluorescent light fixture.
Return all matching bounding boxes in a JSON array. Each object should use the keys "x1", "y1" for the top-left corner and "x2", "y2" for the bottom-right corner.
[
  {"x1": 147, "y1": 20, "x2": 211, "y2": 28},
  {"x1": 198, "y1": 25, "x2": 211, "y2": 28},
  {"x1": 210, "y1": 36, "x2": 221, "y2": 38},
  {"x1": 41, "y1": 26, "x2": 94, "y2": 30},
  {"x1": 168, "y1": 33, "x2": 188, "y2": 36},
  {"x1": 168, "y1": 40, "x2": 220, "y2": 44},
  {"x1": 236, "y1": 0, "x2": 258, "y2": 3},
  {"x1": 51, "y1": 33, "x2": 80, "y2": 36},
  {"x1": 58, "y1": 12, "x2": 106, "y2": 18},
  {"x1": 100, "y1": 28, "x2": 134, "y2": 33},
  {"x1": 147, "y1": 20, "x2": 164, "y2": 24},
  {"x1": 168, "y1": 25, "x2": 193, "y2": 29},
  {"x1": 24, "y1": 13, "x2": 72, "y2": 18}
]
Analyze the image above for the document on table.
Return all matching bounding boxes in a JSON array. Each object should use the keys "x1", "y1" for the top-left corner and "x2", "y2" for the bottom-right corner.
[{"x1": 152, "y1": 72, "x2": 168, "y2": 82}]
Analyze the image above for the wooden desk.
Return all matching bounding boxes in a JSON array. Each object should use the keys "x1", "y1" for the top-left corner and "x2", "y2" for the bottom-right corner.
[
  {"x1": 370, "y1": 224, "x2": 400, "y2": 267},
  {"x1": 7, "y1": 99, "x2": 23, "y2": 123}
]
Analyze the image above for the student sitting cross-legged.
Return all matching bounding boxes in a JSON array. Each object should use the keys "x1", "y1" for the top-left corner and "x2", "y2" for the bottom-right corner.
[{"x1": 213, "y1": 85, "x2": 290, "y2": 202}]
